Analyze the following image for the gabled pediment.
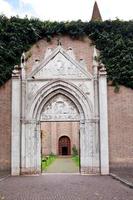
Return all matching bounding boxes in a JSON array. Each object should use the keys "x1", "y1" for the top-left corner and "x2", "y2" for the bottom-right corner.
[{"x1": 28, "y1": 45, "x2": 92, "y2": 79}]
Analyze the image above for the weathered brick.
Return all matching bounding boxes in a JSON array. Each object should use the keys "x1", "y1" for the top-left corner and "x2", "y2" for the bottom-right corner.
[
  {"x1": 0, "y1": 80, "x2": 11, "y2": 171},
  {"x1": 108, "y1": 86, "x2": 133, "y2": 168}
]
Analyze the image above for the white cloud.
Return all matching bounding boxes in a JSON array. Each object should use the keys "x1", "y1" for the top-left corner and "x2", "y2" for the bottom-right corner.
[
  {"x1": 19, "y1": 0, "x2": 133, "y2": 21},
  {"x1": 21, "y1": 0, "x2": 91, "y2": 21},
  {"x1": 97, "y1": 0, "x2": 133, "y2": 20},
  {"x1": 0, "y1": 0, "x2": 15, "y2": 17},
  {"x1": 19, "y1": 0, "x2": 91, "y2": 21},
  {"x1": 0, "y1": 0, "x2": 133, "y2": 21}
]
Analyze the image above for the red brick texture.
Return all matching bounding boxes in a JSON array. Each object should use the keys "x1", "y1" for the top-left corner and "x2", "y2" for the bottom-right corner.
[
  {"x1": 0, "y1": 80, "x2": 11, "y2": 171},
  {"x1": 108, "y1": 86, "x2": 133, "y2": 167},
  {"x1": 41, "y1": 122, "x2": 79, "y2": 156}
]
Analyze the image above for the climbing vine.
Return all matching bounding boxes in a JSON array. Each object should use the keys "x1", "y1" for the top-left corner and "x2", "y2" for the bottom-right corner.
[{"x1": 0, "y1": 15, "x2": 133, "y2": 88}]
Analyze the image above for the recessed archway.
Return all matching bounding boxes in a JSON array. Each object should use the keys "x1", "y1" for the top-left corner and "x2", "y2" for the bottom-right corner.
[
  {"x1": 29, "y1": 80, "x2": 94, "y2": 174},
  {"x1": 18, "y1": 80, "x2": 101, "y2": 175},
  {"x1": 58, "y1": 136, "x2": 71, "y2": 156}
]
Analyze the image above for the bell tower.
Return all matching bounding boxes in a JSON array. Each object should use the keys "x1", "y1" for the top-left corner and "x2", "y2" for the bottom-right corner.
[{"x1": 91, "y1": 1, "x2": 102, "y2": 21}]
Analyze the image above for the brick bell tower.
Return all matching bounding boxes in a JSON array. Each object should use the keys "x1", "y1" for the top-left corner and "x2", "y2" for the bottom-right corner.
[{"x1": 91, "y1": 1, "x2": 102, "y2": 21}]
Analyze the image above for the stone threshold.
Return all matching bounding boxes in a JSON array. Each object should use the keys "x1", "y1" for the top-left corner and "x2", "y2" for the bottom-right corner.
[
  {"x1": 41, "y1": 172, "x2": 80, "y2": 175},
  {"x1": 41, "y1": 173, "x2": 101, "y2": 176}
]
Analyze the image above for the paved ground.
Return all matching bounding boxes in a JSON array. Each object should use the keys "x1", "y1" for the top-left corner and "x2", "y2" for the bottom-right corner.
[
  {"x1": 110, "y1": 167, "x2": 133, "y2": 185},
  {"x1": 0, "y1": 175, "x2": 133, "y2": 200},
  {"x1": 0, "y1": 171, "x2": 10, "y2": 179},
  {"x1": 44, "y1": 157, "x2": 79, "y2": 173}
]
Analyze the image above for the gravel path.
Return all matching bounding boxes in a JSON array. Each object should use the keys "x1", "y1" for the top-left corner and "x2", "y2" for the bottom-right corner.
[{"x1": 45, "y1": 157, "x2": 79, "y2": 173}]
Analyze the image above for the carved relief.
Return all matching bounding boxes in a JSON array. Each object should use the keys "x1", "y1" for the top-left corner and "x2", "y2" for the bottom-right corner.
[
  {"x1": 40, "y1": 94, "x2": 80, "y2": 121},
  {"x1": 54, "y1": 59, "x2": 65, "y2": 75},
  {"x1": 28, "y1": 81, "x2": 48, "y2": 100},
  {"x1": 34, "y1": 52, "x2": 87, "y2": 79}
]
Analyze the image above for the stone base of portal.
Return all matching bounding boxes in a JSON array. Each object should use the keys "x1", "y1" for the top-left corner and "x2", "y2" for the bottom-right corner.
[
  {"x1": 80, "y1": 167, "x2": 100, "y2": 175},
  {"x1": 20, "y1": 168, "x2": 41, "y2": 176}
]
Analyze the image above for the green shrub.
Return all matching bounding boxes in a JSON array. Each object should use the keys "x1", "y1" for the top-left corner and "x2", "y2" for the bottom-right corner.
[
  {"x1": 72, "y1": 145, "x2": 78, "y2": 156},
  {"x1": 72, "y1": 155, "x2": 80, "y2": 166},
  {"x1": 41, "y1": 153, "x2": 56, "y2": 171}
]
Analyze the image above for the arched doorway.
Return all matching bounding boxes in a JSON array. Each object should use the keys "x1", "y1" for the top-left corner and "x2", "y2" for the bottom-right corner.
[
  {"x1": 59, "y1": 136, "x2": 71, "y2": 155},
  {"x1": 30, "y1": 80, "x2": 94, "y2": 174},
  {"x1": 18, "y1": 80, "x2": 101, "y2": 175}
]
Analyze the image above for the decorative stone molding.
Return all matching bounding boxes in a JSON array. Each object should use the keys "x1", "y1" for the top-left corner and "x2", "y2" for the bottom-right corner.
[
  {"x1": 40, "y1": 94, "x2": 80, "y2": 121},
  {"x1": 11, "y1": 45, "x2": 108, "y2": 175},
  {"x1": 28, "y1": 45, "x2": 92, "y2": 80},
  {"x1": 99, "y1": 64, "x2": 109, "y2": 175}
]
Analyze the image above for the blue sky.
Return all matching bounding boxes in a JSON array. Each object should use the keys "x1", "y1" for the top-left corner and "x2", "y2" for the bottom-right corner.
[
  {"x1": 7, "y1": 0, "x2": 18, "y2": 7},
  {"x1": 0, "y1": 0, "x2": 133, "y2": 21}
]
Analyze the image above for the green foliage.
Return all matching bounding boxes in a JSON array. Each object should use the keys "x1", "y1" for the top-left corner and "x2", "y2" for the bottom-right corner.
[
  {"x1": 72, "y1": 145, "x2": 78, "y2": 156},
  {"x1": 0, "y1": 15, "x2": 133, "y2": 88},
  {"x1": 72, "y1": 155, "x2": 80, "y2": 167},
  {"x1": 41, "y1": 154, "x2": 56, "y2": 171}
]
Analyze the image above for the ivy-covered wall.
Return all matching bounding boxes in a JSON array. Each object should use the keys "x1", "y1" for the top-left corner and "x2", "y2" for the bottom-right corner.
[{"x1": 0, "y1": 15, "x2": 133, "y2": 88}]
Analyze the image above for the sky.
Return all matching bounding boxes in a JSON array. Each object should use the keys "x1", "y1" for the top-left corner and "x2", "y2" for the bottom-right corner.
[{"x1": 0, "y1": 0, "x2": 133, "y2": 21}]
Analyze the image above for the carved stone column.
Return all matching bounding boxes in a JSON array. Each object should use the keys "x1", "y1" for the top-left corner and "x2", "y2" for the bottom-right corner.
[
  {"x1": 21, "y1": 121, "x2": 41, "y2": 174},
  {"x1": 80, "y1": 120, "x2": 86, "y2": 173},
  {"x1": 11, "y1": 66, "x2": 21, "y2": 175},
  {"x1": 80, "y1": 119, "x2": 95, "y2": 174},
  {"x1": 92, "y1": 47, "x2": 100, "y2": 173},
  {"x1": 99, "y1": 65, "x2": 109, "y2": 175},
  {"x1": 34, "y1": 123, "x2": 41, "y2": 173}
]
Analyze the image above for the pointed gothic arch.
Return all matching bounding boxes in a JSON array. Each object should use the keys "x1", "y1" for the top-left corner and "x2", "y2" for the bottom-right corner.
[
  {"x1": 21, "y1": 79, "x2": 95, "y2": 174},
  {"x1": 29, "y1": 79, "x2": 93, "y2": 121}
]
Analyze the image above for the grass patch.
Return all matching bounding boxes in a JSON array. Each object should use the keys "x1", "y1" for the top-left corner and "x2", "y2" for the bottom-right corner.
[
  {"x1": 41, "y1": 154, "x2": 56, "y2": 171},
  {"x1": 72, "y1": 155, "x2": 80, "y2": 167}
]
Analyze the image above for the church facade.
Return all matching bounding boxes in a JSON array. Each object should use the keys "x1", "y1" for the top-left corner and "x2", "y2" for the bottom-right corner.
[{"x1": 0, "y1": 2, "x2": 133, "y2": 176}]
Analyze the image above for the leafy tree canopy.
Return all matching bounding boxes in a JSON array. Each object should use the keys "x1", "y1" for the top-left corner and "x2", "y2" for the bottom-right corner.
[{"x1": 0, "y1": 15, "x2": 133, "y2": 88}]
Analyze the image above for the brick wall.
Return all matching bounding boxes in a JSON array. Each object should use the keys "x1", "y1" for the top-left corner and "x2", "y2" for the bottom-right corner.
[
  {"x1": 0, "y1": 80, "x2": 11, "y2": 171},
  {"x1": 108, "y1": 86, "x2": 133, "y2": 168},
  {"x1": 41, "y1": 122, "x2": 79, "y2": 155}
]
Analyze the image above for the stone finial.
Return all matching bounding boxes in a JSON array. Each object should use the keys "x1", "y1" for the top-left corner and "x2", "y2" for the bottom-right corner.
[
  {"x1": 93, "y1": 46, "x2": 99, "y2": 78},
  {"x1": 91, "y1": 1, "x2": 102, "y2": 21},
  {"x1": 21, "y1": 52, "x2": 26, "y2": 64},
  {"x1": 12, "y1": 65, "x2": 21, "y2": 77},
  {"x1": 99, "y1": 63, "x2": 107, "y2": 75},
  {"x1": 21, "y1": 52, "x2": 26, "y2": 79},
  {"x1": 93, "y1": 46, "x2": 99, "y2": 67},
  {"x1": 57, "y1": 38, "x2": 62, "y2": 46}
]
